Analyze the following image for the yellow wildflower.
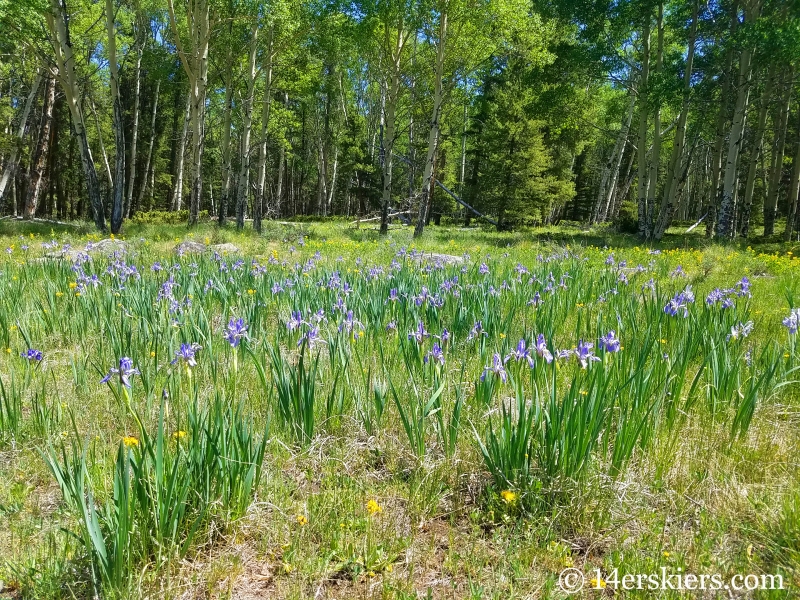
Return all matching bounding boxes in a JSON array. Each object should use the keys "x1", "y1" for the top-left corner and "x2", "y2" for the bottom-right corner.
[
  {"x1": 366, "y1": 499, "x2": 383, "y2": 515},
  {"x1": 591, "y1": 577, "x2": 607, "y2": 588},
  {"x1": 122, "y1": 436, "x2": 139, "y2": 448},
  {"x1": 296, "y1": 514, "x2": 308, "y2": 526},
  {"x1": 172, "y1": 430, "x2": 187, "y2": 440},
  {"x1": 69, "y1": 282, "x2": 77, "y2": 289},
  {"x1": 500, "y1": 490, "x2": 517, "y2": 504}
]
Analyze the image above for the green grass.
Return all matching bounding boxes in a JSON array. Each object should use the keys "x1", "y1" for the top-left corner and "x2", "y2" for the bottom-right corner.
[{"x1": 0, "y1": 219, "x2": 798, "y2": 599}]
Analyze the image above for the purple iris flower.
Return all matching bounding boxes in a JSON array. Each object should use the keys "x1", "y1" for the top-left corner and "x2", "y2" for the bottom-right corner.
[
  {"x1": 408, "y1": 321, "x2": 429, "y2": 343},
  {"x1": 670, "y1": 265, "x2": 686, "y2": 278},
  {"x1": 599, "y1": 331, "x2": 621, "y2": 353},
  {"x1": 299, "y1": 327, "x2": 326, "y2": 350},
  {"x1": 439, "y1": 328, "x2": 450, "y2": 343},
  {"x1": 575, "y1": 340, "x2": 600, "y2": 368},
  {"x1": 424, "y1": 343, "x2": 445, "y2": 365},
  {"x1": 728, "y1": 321, "x2": 754, "y2": 341},
  {"x1": 287, "y1": 311, "x2": 305, "y2": 331},
  {"x1": 172, "y1": 343, "x2": 202, "y2": 367},
  {"x1": 534, "y1": 334, "x2": 553, "y2": 363},
  {"x1": 467, "y1": 321, "x2": 488, "y2": 341},
  {"x1": 21, "y1": 348, "x2": 43, "y2": 362},
  {"x1": 481, "y1": 353, "x2": 507, "y2": 383},
  {"x1": 706, "y1": 289, "x2": 726, "y2": 305},
  {"x1": 664, "y1": 286, "x2": 695, "y2": 317},
  {"x1": 479, "y1": 263, "x2": 490, "y2": 275},
  {"x1": 388, "y1": 288, "x2": 399, "y2": 302},
  {"x1": 224, "y1": 317, "x2": 248, "y2": 348},
  {"x1": 783, "y1": 309, "x2": 800, "y2": 334},
  {"x1": 735, "y1": 276, "x2": 751, "y2": 297},
  {"x1": 100, "y1": 357, "x2": 140, "y2": 387},
  {"x1": 386, "y1": 321, "x2": 397, "y2": 332},
  {"x1": 556, "y1": 349, "x2": 574, "y2": 360},
  {"x1": 528, "y1": 292, "x2": 542, "y2": 307},
  {"x1": 505, "y1": 339, "x2": 535, "y2": 368},
  {"x1": 339, "y1": 310, "x2": 363, "y2": 334}
]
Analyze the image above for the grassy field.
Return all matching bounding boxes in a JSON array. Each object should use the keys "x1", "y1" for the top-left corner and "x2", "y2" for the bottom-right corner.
[{"x1": 0, "y1": 219, "x2": 799, "y2": 599}]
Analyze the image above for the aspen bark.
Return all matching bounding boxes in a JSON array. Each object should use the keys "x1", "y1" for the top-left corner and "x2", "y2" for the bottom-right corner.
[
  {"x1": 739, "y1": 67, "x2": 774, "y2": 238},
  {"x1": 218, "y1": 46, "x2": 234, "y2": 224},
  {"x1": 253, "y1": 25, "x2": 275, "y2": 231},
  {"x1": 172, "y1": 92, "x2": 190, "y2": 211},
  {"x1": 414, "y1": 9, "x2": 447, "y2": 238},
  {"x1": 653, "y1": 1, "x2": 697, "y2": 240},
  {"x1": 125, "y1": 44, "x2": 142, "y2": 219},
  {"x1": 0, "y1": 71, "x2": 42, "y2": 201},
  {"x1": 644, "y1": 2, "x2": 663, "y2": 238},
  {"x1": 46, "y1": 0, "x2": 105, "y2": 229},
  {"x1": 136, "y1": 80, "x2": 160, "y2": 212},
  {"x1": 635, "y1": 13, "x2": 651, "y2": 239},
  {"x1": 24, "y1": 75, "x2": 56, "y2": 219},
  {"x1": 237, "y1": 23, "x2": 259, "y2": 230},
  {"x1": 106, "y1": 0, "x2": 126, "y2": 233},
  {"x1": 764, "y1": 69, "x2": 792, "y2": 236},
  {"x1": 783, "y1": 113, "x2": 800, "y2": 241},
  {"x1": 380, "y1": 16, "x2": 407, "y2": 236}
]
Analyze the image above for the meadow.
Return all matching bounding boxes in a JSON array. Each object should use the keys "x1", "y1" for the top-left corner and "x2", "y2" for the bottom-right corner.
[{"x1": 0, "y1": 220, "x2": 799, "y2": 599}]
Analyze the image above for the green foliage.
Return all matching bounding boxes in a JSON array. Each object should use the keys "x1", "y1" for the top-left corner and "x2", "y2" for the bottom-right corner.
[
  {"x1": 130, "y1": 210, "x2": 210, "y2": 225},
  {"x1": 43, "y1": 399, "x2": 267, "y2": 594},
  {"x1": 616, "y1": 201, "x2": 639, "y2": 234}
]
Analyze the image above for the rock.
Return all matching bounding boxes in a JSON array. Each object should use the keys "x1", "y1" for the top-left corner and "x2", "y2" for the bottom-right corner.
[
  {"x1": 211, "y1": 242, "x2": 240, "y2": 254},
  {"x1": 419, "y1": 252, "x2": 465, "y2": 265},
  {"x1": 46, "y1": 238, "x2": 128, "y2": 261},
  {"x1": 173, "y1": 241, "x2": 240, "y2": 256},
  {"x1": 173, "y1": 241, "x2": 207, "y2": 255}
]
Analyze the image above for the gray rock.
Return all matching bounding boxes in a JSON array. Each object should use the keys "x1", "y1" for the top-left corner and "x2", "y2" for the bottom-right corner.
[
  {"x1": 173, "y1": 241, "x2": 240, "y2": 256},
  {"x1": 419, "y1": 252, "x2": 465, "y2": 265},
  {"x1": 211, "y1": 242, "x2": 240, "y2": 254},
  {"x1": 46, "y1": 238, "x2": 129, "y2": 261}
]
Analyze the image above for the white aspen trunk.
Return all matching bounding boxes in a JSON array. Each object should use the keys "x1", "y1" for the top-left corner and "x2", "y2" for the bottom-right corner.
[
  {"x1": 90, "y1": 99, "x2": 114, "y2": 189},
  {"x1": 740, "y1": 67, "x2": 774, "y2": 238},
  {"x1": 275, "y1": 92, "x2": 288, "y2": 216},
  {"x1": 379, "y1": 24, "x2": 404, "y2": 236},
  {"x1": 217, "y1": 46, "x2": 234, "y2": 224},
  {"x1": 124, "y1": 44, "x2": 142, "y2": 219},
  {"x1": 635, "y1": 14, "x2": 651, "y2": 239},
  {"x1": 717, "y1": 36, "x2": 754, "y2": 238},
  {"x1": 236, "y1": 22, "x2": 259, "y2": 230},
  {"x1": 644, "y1": 2, "x2": 663, "y2": 238},
  {"x1": 24, "y1": 75, "x2": 56, "y2": 219},
  {"x1": 46, "y1": 0, "x2": 105, "y2": 229},
  {"x1": 414, "y1": 9, "x2": 447, "y2": 238},
  {"x1": 783, "y1": 114, "x2": 800, "y2": 241},
  {"x1": 595, "y1": 87, "x2": 635, "y2": 223},
  {"x1": 0, "y1": 71, "x2": 41, "y2": 201},
  {"x1": 106, "y1": 0, "x2": 126, "y2": 233},
  {"x1": 327, "y1": 148, "x2": 338, "y2": 213},
  {"x1": 168, "y1": 0, "x2": 210, "y2": 225},
  {"x1": 653, "y1": 1, "x2": 697, "y2": 240},
  {"x1": 254, "y1": 25, "x2": 275, "y2": 230},
  {"x1": 706, "y1": 5, "x2": 738, "y2": 237},
  {"x1": 172, "y1": 92, "x2": 190, "y2": 211},
  {"x1": 136, "y1": 79, "x2": 160, "y2": 212},
  {"x1": 764, "y1": 69, "x2": 792, "y2": 236}
]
